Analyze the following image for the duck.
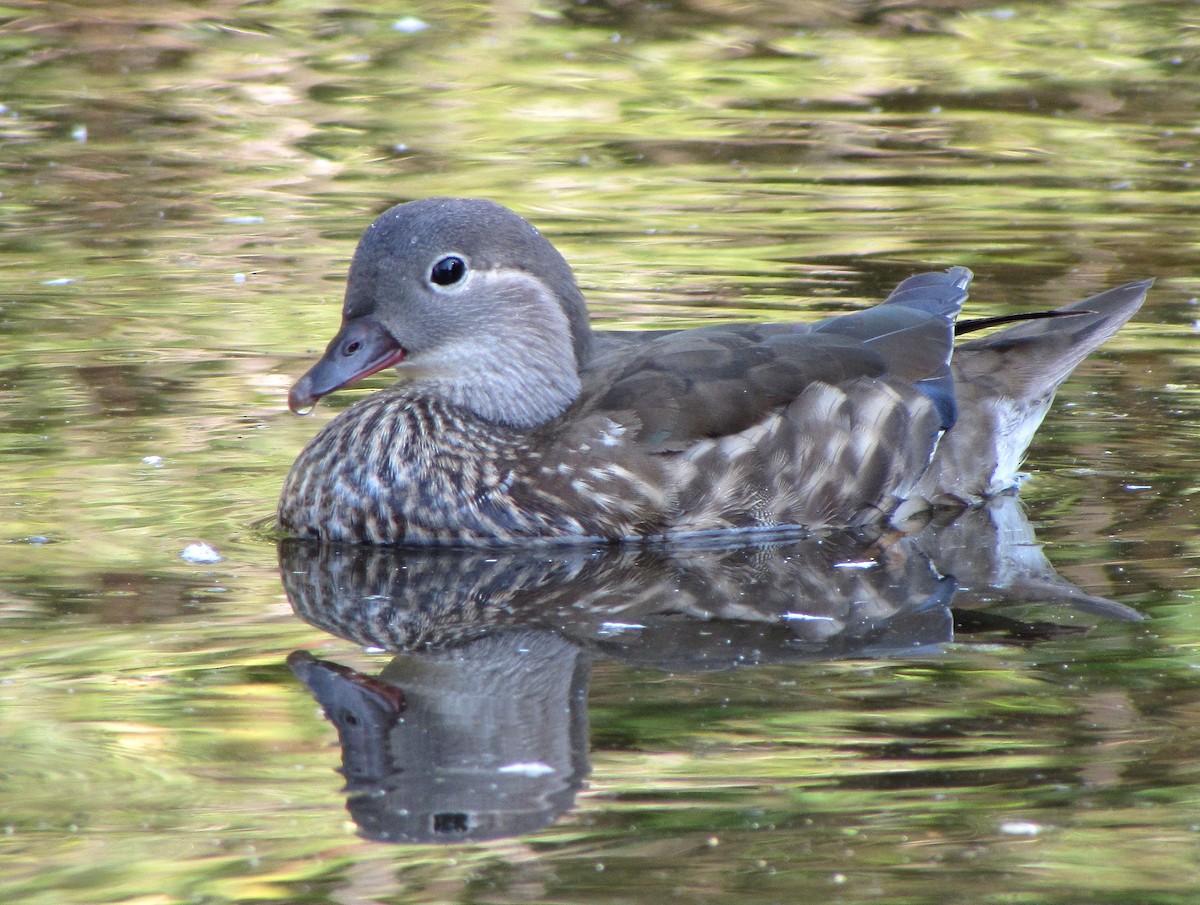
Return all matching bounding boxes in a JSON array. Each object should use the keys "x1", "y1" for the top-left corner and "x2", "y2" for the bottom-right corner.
[{"x1": 278, "y1": 197, "x2": 1150, "y2": 547}]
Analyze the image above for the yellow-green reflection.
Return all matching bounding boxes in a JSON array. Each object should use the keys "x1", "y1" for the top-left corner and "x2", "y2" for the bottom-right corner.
[{"x1": 1, "y1": 1, "x2": 1199, "y2": 903}]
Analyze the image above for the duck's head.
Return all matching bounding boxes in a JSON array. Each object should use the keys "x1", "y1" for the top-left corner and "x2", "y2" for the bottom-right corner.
[{"x1": 287, "y1": 198, "x2": 593, "y2": 427}]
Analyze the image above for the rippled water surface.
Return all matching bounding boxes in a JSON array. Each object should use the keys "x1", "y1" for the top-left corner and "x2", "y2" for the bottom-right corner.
[{"x1": 2, "y1": 2, "x2": 1200, "y2": 903}]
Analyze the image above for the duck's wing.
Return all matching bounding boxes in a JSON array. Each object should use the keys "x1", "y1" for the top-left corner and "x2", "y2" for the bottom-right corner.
[
  {"x1": 577, "y1": 267, "x2": 972, "y2": 453},
  {"x1": 916, "y1": 278, "x2": 1152, "y2": 503}
]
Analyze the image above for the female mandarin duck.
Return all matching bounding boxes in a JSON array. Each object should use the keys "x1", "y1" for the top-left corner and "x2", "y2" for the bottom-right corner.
[{"x1": 279, "y1": 198, "x2": 1150, "y2": 546}]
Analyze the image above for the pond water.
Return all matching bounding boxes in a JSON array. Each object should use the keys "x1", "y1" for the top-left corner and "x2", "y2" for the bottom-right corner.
[{"x1": 2, "y1": 1, "x2": 1199, "y2": 903}]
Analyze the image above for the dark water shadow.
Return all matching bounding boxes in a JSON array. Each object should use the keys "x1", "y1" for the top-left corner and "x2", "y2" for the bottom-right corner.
[{"x1": 278, "y1": 495, "x2": 1140, "y2": 844}]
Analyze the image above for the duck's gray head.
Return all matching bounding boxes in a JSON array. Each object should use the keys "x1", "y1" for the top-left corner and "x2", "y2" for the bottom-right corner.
[{"x1": 288, "y1": 198, "x2": 593, "y2": 427}]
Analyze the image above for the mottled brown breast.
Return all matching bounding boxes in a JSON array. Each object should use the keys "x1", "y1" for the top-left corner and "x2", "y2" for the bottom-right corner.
[{"x1": 278, "y1": 388, "x2": 675, "y2": 545}]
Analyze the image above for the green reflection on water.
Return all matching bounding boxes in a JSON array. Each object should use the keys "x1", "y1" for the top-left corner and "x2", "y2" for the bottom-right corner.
[{"x1": 1, "y1": 1, "x2": 1199, "y2": 903}]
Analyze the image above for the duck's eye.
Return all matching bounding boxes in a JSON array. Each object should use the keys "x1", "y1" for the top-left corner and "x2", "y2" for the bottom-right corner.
[{"x1": 430, "y1": 255, "x2": 467, "y2": 286}]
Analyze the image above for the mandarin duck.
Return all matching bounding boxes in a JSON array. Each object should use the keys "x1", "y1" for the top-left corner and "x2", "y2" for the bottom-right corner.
[{"x1": 279, "y1": 198, "x2": 1149, "y2": 546}]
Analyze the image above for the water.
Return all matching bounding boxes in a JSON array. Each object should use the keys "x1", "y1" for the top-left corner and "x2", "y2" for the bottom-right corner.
[{"x1": 2, "y1": 2, "x2": 1199, "y2": 903}]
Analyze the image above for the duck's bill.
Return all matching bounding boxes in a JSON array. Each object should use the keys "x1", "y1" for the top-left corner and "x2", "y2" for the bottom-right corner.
[{"x1": 287, "y1": 316, "x2": 407, "y2": 413}]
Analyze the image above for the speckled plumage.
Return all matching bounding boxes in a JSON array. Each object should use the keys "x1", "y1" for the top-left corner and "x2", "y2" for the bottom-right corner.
[
  {"x1": 278, "y1": 198, "x2": 1150, "y2": 546},
  {"x1": 281, "y1": 389, "x2": 671, "y2": 544}
]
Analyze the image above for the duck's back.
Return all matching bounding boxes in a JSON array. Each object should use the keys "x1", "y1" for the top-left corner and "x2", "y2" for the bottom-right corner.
[{"x1": 558, "y1": 267, "x2": 972, "y2": 535}]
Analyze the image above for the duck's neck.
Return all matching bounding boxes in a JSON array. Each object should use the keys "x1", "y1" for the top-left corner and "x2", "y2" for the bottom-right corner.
[
  {"x1": 405, "y1": 280, "x2": 590, "y2": 429},
  {"x1": 415, "y1": 347, "x2": 580, "y2": 428}
]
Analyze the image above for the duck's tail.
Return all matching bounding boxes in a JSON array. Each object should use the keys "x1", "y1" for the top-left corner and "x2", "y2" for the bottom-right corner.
[{"x1": 914, "y1": 278, "x2": 1153, "y2": 505}]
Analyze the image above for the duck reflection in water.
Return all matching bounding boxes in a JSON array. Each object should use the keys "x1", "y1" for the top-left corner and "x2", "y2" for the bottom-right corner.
[
  {"x1": 280, "y1": 495, "x2": 1140, "y2": 844},
  {"x1": 287, "y1": 632, "x2": 589, "y2": 844}
]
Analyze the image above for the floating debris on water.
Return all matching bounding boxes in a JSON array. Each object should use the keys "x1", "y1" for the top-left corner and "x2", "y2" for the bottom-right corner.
[
  {"x1": 180, "y1": 542, "x2": 222, "y2": 564},
  {"x1": 999, "y1": 820, "x2": 1043, "y2": 836},
  {"x1": 393, "y1": 16, "x2": 428, "y2": 33}
]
